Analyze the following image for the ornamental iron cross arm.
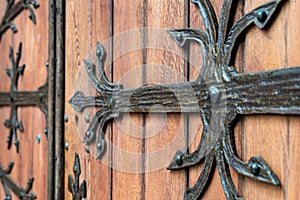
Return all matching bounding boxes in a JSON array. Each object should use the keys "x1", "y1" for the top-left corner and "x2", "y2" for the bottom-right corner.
[
  {"x1": 0, "y1": 43, "x2": 48, "y2": 153},
  {"x1": 69, "y1": 0, "x2": 300, "y2": 199}
]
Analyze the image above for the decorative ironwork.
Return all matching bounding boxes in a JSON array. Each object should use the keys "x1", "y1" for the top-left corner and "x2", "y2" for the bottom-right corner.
[
  {"x1": 68, "y1": 153, "x2": 87, "y2": 200},
  {"x1": 69, "y1": 0, "x2": 300, "y2": 199},
  {"x1": 0, "y1": 0, "x2": 39, "y2": 40},
  {"x1": 0, "y1": 162, "x2": 36, "y2": 200},
  {"x1": 0, "y1": 43, "x2": 48, "y2": 153}
]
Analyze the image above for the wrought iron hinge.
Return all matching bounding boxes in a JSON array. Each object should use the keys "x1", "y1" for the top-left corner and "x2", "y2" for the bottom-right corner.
[
  {"x1": 70, "y1": 0, "x2": 299, "y2": 199},
  {"x1": 0, "y1": 43, "x2": 48, "y2": 153}
]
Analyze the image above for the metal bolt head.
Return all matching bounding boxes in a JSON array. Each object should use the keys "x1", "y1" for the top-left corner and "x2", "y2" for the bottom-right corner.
[
  {"x1": 86, "y1": 131, "x2": 91, "y2": 137},
  {"x1": 4, "y1": 195, "x2": 12, "y2": 200},
  {"x1": 176, "y1": 34, "x2": 184, "y2": 43},
  {"x1": 64, "y1": 114, "x2": 69, "y2": 123},
  {"x1": 257, "y1": 10, "x2": 268, "y2": 22},
  {"x1": 250, "y1": 162, "x2": 260, "y2": 176},
  {"x1": 97, "y1": 143, "x2": 102, "y2": 149},
  {"x1": 36, "y1": 134, "x2": 41, "y2": 144},
  {"x1": 96, "y1": 49, "x2": 102, "y2": 57},
  {"x1": 175, "y1": 155, "x2": 183, "y2": 166},
  {"x1": 85, "y1": 114, "x2": 90, "y2": 123},
  {"x1": 65, "y1": 142, "x2": 69, "y2": 151}
]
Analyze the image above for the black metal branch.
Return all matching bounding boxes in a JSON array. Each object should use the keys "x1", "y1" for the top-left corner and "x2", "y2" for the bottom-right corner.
[
  {"x1": 218, "y1": 0, "x2": 233, "y2": 46},
  {"x1": 5, "y1": 43, "x2": 25, "y2": 152},
  {"x1": 224, "y1": 0, "x2": 283, "y2": 66},
  {"x1": 191, "y1": 0, "x2": 218, "y2": 46},
  {"x1": 183, "y1": 151, "x2": 215, "y2": 200},
  {"x1": 216, "y1": 142, "x2": 242, "y2": 200},
  {"x1": 68, "y1": 153, "x2": 87, "y2": 200},
  {"x1": 95, "y1": 42, "x2": 123, "y2": 90},
  {"x1": 222, "y1": 125, "x2": 280, "y2": 185},
  {"x1": 167, "y1": 110, "x2": 210, "y2": 170},
  {"x1": 0, "y1": 162, "x2": 36, "y2": 200},
  {"x1": 0, "y1": 0, "x2": 39, "y2": 40},
  {"x1": 167, "y1": 29, "x2": 209, "y2": 83}
]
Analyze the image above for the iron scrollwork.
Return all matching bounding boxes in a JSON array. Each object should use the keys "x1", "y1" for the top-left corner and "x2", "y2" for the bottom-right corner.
[
  {"x1": 0, "y1": 0, "x2": 39, "y2": 40},
  {"x1": 0, "y1": 162, "x2": 36, "y2": 200},
  {"x1": 69, "y1": 0, "x2": 300, "y2": 199},
  {"x1": 68, "y1": 153, "x2": 87, "y2": 200},
  {"x1": 0, "y1": 43, "x2": 48, "y2": 153}
]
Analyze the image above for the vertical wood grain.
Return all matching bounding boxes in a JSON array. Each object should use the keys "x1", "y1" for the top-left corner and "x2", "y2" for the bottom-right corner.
[
  {"x1": 144, "y1": 0, "x2": 187, "y2": 199},
  {"x1": 283, "y1": 0, "x2": 300, "y2": 199},
  {"x1": 65, "y1": 0, "x2": 90, "y2": 199},
  {"x1": 88, "y1": 0, "x2": 113, "y2": 199},
  {"x1": 112, "y1": 0, "x2": 144, "y2": 199},
  {"x1": 243, "y1": 0, "x2": 288, "y2": 199},
  {"x1": 65, "y1": 1, "x2": 111, "y2": 199}
]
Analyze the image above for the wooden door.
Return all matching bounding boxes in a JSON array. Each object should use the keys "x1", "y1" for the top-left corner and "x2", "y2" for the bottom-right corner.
[
  {"x1": 64, "y1": 0, "x2": 300, "y2": 199},
  {"x1": 1, "y1": 0, "x2": 300, "y2": 200}
]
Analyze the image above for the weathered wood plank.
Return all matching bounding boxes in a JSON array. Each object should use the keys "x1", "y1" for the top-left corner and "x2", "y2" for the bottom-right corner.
[
  {"x1": 65, "y1": 0, "x2": 89, "y2": 199},
  {"x1": 243, "y1": 0, "x2": 288, "y2": 199},
  {"x1": 144, "y1": 0, "x2": 188, "y2": 199},
  {"x1": 283, "y1": 0, "x2": 300, "y2": 199},
  {"x1": 112, "y1": 0, "x2": 144, "y2": 199}
]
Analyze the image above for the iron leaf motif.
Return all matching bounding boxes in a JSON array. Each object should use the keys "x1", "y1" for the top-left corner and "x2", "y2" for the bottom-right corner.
[
  {"x1": 68, "y1": 153, "x2": 87, "y2": 200},
  {"x1": 0, "y1": 43, "x2": 48, "y2": 153},
  {"x1": 0, "y1": 0, "x2": 39, "y2": 40},
  {"x1": 69, "y1": 0, "x2": 300, "y2": 199},
  {"x1": 0, "y1": 162, "x2": 36, "y2": 200}
]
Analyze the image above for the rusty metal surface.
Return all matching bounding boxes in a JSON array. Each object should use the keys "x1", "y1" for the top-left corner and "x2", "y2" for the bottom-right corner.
[{"x1": 69, "y1": 0, "x2": 300, "y2": 199}]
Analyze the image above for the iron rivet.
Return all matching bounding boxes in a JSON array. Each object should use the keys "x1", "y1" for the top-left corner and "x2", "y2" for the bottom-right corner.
[
  {"x1": 65, "y1": 142, "x2": 69, "y2": 151},
  {"x1": 85, "y1": 114, "x2": 90, "y2": 123},
  {"x1": 251, "y1": 162, "x2": 260, "y2": 176},
  {"x1": 86, "y1": 131, "x2": 91, "y2": 137},
  {"x1": 176, "y1": 34, "x2": 184, "y2": 43},
  {"x1": 257, "y1": 10, "x2": 268, "y2": 22},
  {"x1": 36, "y1": 134, "x2": 41, "y2": 144},
  {"x1": 38, "y1": 93, "x2": 44, "y2": 101},
  {"x1": 43, "y1": 128, "x2": 48, "y2": 134},
  {"x1": 96, "y1": 49, "x2": 101, "y2": 57},
  {"x1": 209, "y1": 86, "x2": 221, "y2": 104},
  {"x1": 64, "y1": 114, "x2": 69, "y2": 123},
  {"x1": 97, "y1": 143, "x2": 101, "y2": 149},
  {"x1": 176, "y1": 155, "x2": 183, "y2": 165},
  {"x1": 4, "y1": 195, "x2": 11, "y2": 200}
]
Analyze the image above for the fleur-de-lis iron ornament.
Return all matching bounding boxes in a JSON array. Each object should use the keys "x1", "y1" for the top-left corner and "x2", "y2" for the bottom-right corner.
[
  {"x1": 0, "y1": 0, "x2": 39, "y2": 40},
  {"x1": 0, "y1": 162, "x2": 36, "y2": 200},
  {"x1": 69, "y1": 0, "x2": 300, "y2": 199},
  {"x1": 0, "y1": 43, "x2": 48, "y2": 153},
  {"x1": 68, "y1": 153, "x2": 87, "y2": 200}
]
